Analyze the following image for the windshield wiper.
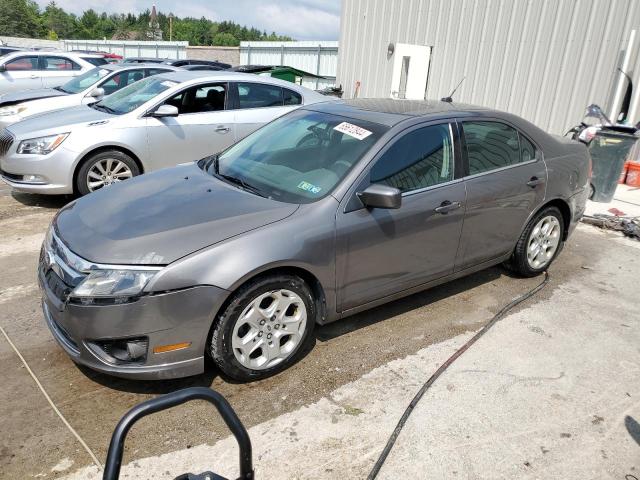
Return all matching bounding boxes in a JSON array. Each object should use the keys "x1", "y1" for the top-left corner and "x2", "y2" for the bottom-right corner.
[
  {"x1": 53, "y1": 86, "x2": 70, "y2": 94},
  {"x1": 91, "y1": 103, "x2": 118, "y2": 114},
  {"x1": 212, "y1": 159, "x2": 266, "y2": 198}
]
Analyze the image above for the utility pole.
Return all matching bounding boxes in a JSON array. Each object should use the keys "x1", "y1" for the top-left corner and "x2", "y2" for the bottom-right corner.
[{"x1": 169, "y1": 13, "x2": 174, "y2": 42}]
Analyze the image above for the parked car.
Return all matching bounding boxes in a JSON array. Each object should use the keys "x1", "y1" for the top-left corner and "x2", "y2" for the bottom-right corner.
[
  {"x1": 121, "y1": 57, "x2": 167, "y2": 64},
  {"x1": 0, "y1": 71, "x2": 329, "y2": 195},
  {"x1": 0, "y1": 51, "x2": 103, "y2": 94},
  {"x1": 0, "y1": 63, "x2": 181, "y2": 129},
  {"x1": 38, "y1": 99, "x2": 590, "y2": 381},
  {"x1": 124, "y1": 58, "x2": 232, "y2": 70},
  {"x1": 71, "y1": 50, "x2": 123, "y2": 63},
  {"x1": 181, "y1": 64, "x2": 225, "y2": 72},
  {"x1": 0, "y1": 46, "x2": 27, "y2": 57}
]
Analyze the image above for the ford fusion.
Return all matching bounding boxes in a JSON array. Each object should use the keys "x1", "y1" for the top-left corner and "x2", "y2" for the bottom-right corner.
[{"x1": 40, "y1": 99, "x2": 590, "y2": 381}]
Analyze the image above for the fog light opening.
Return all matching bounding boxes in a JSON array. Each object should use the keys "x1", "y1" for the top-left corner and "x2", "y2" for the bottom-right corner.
[
  {"x1": 22, "y1": 174, "x2": 47, "y2": 184},
  {"x1": 90, "y1": 337, "x2": 148, "y2": 365}
]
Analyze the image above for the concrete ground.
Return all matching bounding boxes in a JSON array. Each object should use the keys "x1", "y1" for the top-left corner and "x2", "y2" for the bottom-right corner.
[{"x1": 0, "y1": 183, "x2": 638, "y2": 480}]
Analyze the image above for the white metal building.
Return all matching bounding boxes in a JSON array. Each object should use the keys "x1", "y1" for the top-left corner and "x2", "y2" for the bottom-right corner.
[
  {"x1": 336, "y1": 0, "x2": 640, "y2": 135},
  {"x1": 240, "y1": 41, "x2": 339, "y2": 90}
]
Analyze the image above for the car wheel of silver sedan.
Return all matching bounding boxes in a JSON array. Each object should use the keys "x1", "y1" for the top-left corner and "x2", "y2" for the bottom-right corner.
[
  {"x1": 76, "y1": 149, "x2": 140, "y2": 196},
  {"x1": 508, "y1": 206, "x2": 565, "y2": 277},
  {"x1": 210, "y1": 274, "x2": 316, "y2": 381}
]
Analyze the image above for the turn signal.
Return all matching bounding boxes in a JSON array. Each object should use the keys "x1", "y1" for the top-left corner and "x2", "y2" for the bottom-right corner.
[{"x1": 153, "y1": 342, "x2": 191, "y2": 354}]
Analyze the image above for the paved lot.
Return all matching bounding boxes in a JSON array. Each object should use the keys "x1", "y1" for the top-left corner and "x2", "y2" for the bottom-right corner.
[{"x1": 0, "y1": 183, "x2": 638, "y2": 479}]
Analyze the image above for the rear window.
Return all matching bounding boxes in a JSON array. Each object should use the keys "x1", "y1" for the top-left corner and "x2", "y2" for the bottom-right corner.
[{"x1": 82, "y1": 57, "x2": 108, "y2": 66}]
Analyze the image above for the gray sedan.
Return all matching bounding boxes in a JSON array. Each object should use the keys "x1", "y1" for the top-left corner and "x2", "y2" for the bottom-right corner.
[{"x1": 40, "y1": 99, "x2": 590, "y2": 381}]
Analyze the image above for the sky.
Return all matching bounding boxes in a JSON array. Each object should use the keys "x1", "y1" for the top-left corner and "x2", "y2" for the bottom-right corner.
[{"x1": 33, "y1": 0, "x2": 342, "y2": 41}]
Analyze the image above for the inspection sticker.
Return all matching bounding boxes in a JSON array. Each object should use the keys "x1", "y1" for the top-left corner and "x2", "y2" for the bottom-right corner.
[
  {"x1": 333, "y1": 122, "x2": 372, "y2": 140},
  {"x1": 297, "y1": 181, "x2": 322, "y2": 194}
]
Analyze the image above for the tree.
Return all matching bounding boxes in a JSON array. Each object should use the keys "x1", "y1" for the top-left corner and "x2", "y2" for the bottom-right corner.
[
  {"x1": 0, "y1": 0, "x2": 42, "y2": 37},
  {"x1": 0, "y1": 1, "x2": 295, "y2": 44},
  {"x1": 212, "y1": 32, "x2": 239, "y2": 46}
]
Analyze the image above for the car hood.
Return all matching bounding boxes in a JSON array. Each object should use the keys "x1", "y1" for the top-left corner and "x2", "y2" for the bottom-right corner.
[
  {"x1": 55, "y1": 163, "x2": 299, "y2": 265},
  {"x1": 7, "y1": 105, "x2": 111, "y2": 138},
  {"x1": 0, "y1": 88, "x2": 67, "y2": 107}
]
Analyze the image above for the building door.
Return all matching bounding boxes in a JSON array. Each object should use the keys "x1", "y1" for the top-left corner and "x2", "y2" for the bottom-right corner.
[{"x1": 390, "y1": 44, "x2": 431, "y2": 100}]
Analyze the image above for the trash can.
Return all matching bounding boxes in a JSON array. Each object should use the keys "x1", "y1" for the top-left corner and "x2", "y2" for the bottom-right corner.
[{"x1": 588, "y1": 129, "x2": 638, "y2": 202}]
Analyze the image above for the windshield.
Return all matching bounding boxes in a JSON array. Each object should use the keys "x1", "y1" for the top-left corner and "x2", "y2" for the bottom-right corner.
[
  {"x1": 59, "y1": 67, "x2": 110, "y2": 94},
  {"x1": 208, "y1": 109, "x2": 387, "y2": 204},
  {"x1": 93, "y1": 76, "x2": 177, "y2": 115}
]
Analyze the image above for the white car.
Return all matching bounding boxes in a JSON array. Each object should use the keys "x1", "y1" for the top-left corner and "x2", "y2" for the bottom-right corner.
[
  {"x1": 0, "y1": 51, "x2": 105, "y2": 95},
  {"x1": 0, "y1": 63, "x2": 181, "y2": 129}
]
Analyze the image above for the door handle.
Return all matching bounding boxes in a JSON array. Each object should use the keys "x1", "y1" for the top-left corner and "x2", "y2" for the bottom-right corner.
[
  {"x1": 434, "y1": 200, "x2": 462, "y2": 214},
  {"x1": 215, "y1": 126, "x2": 230, "y2": 133},
  {"x1": 526, "y1": 176, "x2": 545, "y2": 188}
]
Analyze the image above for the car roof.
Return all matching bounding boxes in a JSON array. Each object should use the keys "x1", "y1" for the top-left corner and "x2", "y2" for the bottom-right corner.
[
  {"x1": 0, "y1": 50, "x2": 102, "y2": 60},
  {"x1": 154, "y1": 70, "x2": 316, "y2": 89},
  {"x1": 304, "y1": 98, "x2": 496, "y2": 127},
  {"x1": 111, "y1": 63, "x2": 182, "y2": 71}
]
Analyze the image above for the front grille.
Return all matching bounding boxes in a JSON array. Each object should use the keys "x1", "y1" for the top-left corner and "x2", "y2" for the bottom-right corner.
[
  {"x1": 0, "y1": 129, "x2": 15, "y2": 157},
  {"x1": 44, "y1": 268, "x2": 73, "y2": 302}
]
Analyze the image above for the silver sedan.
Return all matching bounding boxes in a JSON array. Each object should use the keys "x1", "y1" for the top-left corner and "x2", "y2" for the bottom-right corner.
[{"x1": 0, "y1": 71, "x2": 331, "y2": 195}]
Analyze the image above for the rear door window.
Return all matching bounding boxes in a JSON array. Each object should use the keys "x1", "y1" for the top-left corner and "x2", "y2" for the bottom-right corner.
[
  {"x1": 5, "y1": 56, "x2": 39, "y2": 71},
  {"x1": 371, "y1": 123, "x2": 454, "y2": 193},
  {"x1": 236, "y1": 82, "x2": 283, "y2": 109},
  {"x1": 42, "y1": 56, "x2": 80, "y2": 71},
  {"x1": 462, "y1": 121, "x2": 521, "y2": 175}
]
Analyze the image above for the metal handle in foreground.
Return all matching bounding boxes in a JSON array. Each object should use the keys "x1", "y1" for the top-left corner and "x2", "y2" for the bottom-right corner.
[{"x1": 103, "y1": 387, "x2": 254, "y2": 480}]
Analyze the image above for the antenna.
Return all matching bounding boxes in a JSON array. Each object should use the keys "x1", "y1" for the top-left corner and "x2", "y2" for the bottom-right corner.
[{"x1": 441, "y1": 76, "x2": 466, "y2": 103}]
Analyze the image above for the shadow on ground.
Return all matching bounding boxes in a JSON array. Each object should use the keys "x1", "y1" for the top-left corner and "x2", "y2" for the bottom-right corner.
[{"x1": 83, "y1": 265, "x2": 510, "y2": 395}]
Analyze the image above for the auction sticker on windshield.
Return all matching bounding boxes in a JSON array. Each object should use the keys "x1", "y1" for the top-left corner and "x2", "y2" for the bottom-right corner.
[
  {"x1": 333, "y1": 122, "x2": 372, "y2": 140},
  {"x1": 161, "y1": 81, "x2": 178, "y2": 88},
  {"x1": 297, "y1": 181, "x2": 322, "y2": 194}
]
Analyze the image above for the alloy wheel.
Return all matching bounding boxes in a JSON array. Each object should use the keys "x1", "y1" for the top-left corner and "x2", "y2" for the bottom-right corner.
[
  {"x1": 86, "y1": 158, "x2": 133, "y2": 192},
  {"x1": 527, "y1": 215, "x2": 561, "y2": 269},
  {"x1": 231, "y1": 289, "x2": 307, "y2": 370}
]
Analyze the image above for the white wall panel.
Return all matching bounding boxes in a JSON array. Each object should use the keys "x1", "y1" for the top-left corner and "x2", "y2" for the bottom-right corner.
[{"x1": 337, "y1": 0, "x2": 640, "y2": 134}]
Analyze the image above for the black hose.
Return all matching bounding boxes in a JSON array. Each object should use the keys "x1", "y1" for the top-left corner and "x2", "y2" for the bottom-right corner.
[{"x1": 367, "y1": 272, "x2": 550, "y2": 479}]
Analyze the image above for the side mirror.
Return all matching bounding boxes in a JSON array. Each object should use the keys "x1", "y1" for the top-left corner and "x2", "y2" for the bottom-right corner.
[
  {"x1": 0, "y1": 65, "x2": 6, "y2": 72},
  {"x1": 87, "y1": 87, "x2": 105, "y2": 98},
  {"x1": 357, "y1": 184, "x2": 402, "y2": 209},
  {"x1": 150, "y1": 104, "x2": 179, "y2": 118}
]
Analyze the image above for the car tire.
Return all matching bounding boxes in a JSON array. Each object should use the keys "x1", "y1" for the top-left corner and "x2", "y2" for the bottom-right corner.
[
  {"x1": 507, "y1": 206, "x2": 565, "y2": 277},
  {"x1": 210, "y1": 274, "x2": 316, "y2": 382},
  {"x1": 76, "y1": 150, "x2": 139, "y2": 196}
]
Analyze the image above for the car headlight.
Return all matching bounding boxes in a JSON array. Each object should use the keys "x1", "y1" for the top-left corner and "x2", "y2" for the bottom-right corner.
[
  {"x1": 71, "y1": 269, "x2": 158, "y2": 303},
  {"x1": 0, "y1": 104, "x2": 27, "y2": 117},
  {"x1": 17, "y1": 133, "x2": 69, "y2": 155}
]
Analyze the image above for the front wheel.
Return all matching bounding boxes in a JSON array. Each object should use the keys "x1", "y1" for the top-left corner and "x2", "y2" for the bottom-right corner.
[
  {"x1": 508, "y1": 206, "x2": 564, "y2": 277},
  {"x1": 76, "y1": 150, "x2": 139, "y2": 196},
  {"x1": 210, "y1": 275, "x2": 316, "y2": 382}
]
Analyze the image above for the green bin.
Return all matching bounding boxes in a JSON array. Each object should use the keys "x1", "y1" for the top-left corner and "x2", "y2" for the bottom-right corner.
[{"x1": 588, "y1": 129, "x2": 638, "y2": 203}]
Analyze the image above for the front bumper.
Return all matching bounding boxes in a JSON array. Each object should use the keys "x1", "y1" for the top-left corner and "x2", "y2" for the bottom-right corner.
[
  {"x1": 1, "y1": 145, "x2": 78, "y2": 194},
  {"x1": 39, "y1": 267, "x2": 230, "y2": 380}
]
